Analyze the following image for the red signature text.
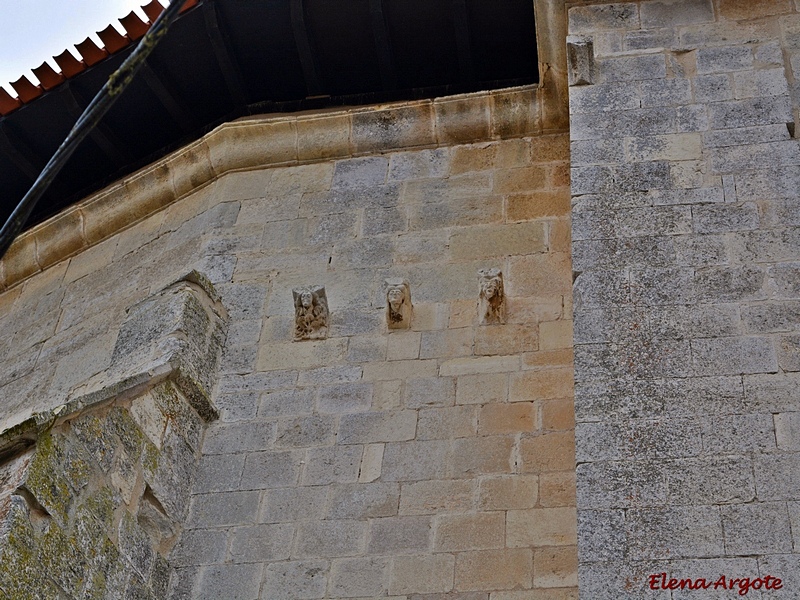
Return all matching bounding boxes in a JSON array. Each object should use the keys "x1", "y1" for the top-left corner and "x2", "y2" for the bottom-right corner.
[{"x1": 648, "y1": 573, "x2": 783, "y2": 596}]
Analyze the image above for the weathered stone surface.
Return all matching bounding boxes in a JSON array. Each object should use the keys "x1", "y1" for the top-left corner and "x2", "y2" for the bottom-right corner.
[
  {"x1": 240, "y1": 450, "x2": 301, "y2": 489},
  {"x1": 570, "y1": 3, "x2": 800, "y2": 596},
  {"x1": 263, "y1": 559, "x2": 329, "y2": 600},
  {"x1": 338, "y1": 411, "x2": 417, "y2": 444},
  {"x1": 261, "y1": 486, "x2": 327, "y2": 524},
  {"x1": 641, "y1": 0, "x2": 713, "y2": 28},
  {"x1": 295, "y1": 520, "x2": 367, "y2": 558},
  {"x1": 389, "y1": 554, "x2": 455, "y2": 595},
  {"x1": 302, "y1": 446, "x2": 363, "y2": 486},
  {"x1": 368, "y1": 515, "x2": 432, "y2": 553},
  {"x1": 229, "y1": 523, "x2": 294, "y2": 562},
  {"x1": 328, "y1": 557, "x2": 389, "y2": 598},
  {"x1": 567, "y1": 37, "x2": 595, "y2": 87},
  {"x1": 434, "y1": 512, "x2": 505, "y2": 551},
  {"x1": 0, "y1": 383, "x2": 212, "y2": 600},
  {"x1": 569, "y1": 4, "x2": 639, "y2": 33},
  {"x1": 399, "y1": 479, "x2": 474, "y2": 515},
  {"x1": 293, "y1": 286, "x2": 330, "y2": 341},
  {"x1": 454, "y1": 548, "x2": 534, "y2": 592}
]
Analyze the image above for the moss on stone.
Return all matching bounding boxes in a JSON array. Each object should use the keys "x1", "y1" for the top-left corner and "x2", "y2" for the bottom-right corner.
[
  {"x1": 151, "y1": 380, "x2": 203, "y2": 450},
  {"x1": 61, "y1": 442, "x2": 93, "y2": 495},
  {"x1": 82, "y1": 568, "x2": 109, "y2": 600},
  {"x1": 72, "y1": 413, "x2": 116, "y2": 473},
  {"x1": 37, "y1": 521, "x2": 89, "y2": 596},
  {"x1": 0, "y1": 510, "x2": 40, "y2": 595},
  {"x1": 78, "y1": 488, "x2": 115, "y2": 532},
  {"x1": 23, "y1": 434, "x2": 73, "y2": 525},
  {"x1": 141, "y1": 440, "x2": 161, "y2": 482},
  {"x1": 108, "y1": 408, "x2": 145, "y2": 461}
]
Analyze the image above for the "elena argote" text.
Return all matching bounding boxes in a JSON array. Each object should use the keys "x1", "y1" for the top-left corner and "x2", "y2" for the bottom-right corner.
[{"x1": 648, "y1": 573, "x2": 783, "y2": 595}]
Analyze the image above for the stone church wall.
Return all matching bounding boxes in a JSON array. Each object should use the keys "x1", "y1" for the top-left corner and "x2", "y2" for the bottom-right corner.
[
  {"x1": 569, "y1": 0, "x2": 800, "y2": 597},
  {"x1": 0, "y1": 89, "x2": 576, "y2": 599}
]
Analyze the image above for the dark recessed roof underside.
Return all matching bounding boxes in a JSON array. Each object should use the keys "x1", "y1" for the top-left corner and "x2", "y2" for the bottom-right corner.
[{"x1": 0, "y1": 0, "x2": 538, "y2": 231}]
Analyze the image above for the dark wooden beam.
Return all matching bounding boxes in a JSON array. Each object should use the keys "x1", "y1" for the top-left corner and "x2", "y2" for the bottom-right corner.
[
  {"x1": 0, "y1": 123, "x2": 43, "y2": 182},
  {"x1": 202, "y1": 0, "x2": 248, "y2": 106},
  {"x1": 139, "y1": 62, "x2": 195, "y2": 134},
  {"x1": 452, "y1": 0, "x2": 476, "y2": 84},
  {"x1": 61, "y1": 84, "x2": 132, "y2": 166},
  {"x1": 290, "y1": 0, "x2": 324, "y2": 97},
  {"x1": 369, "y1": 0, "x2": 397, "y2": 91}
]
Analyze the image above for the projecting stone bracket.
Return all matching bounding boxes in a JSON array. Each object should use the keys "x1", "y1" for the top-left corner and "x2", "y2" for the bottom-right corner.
[
  {"x1": 0, "y1": 271, "x2": 229, "y2": 599},
  {"x1": 293, "y1": 285, "x2": 330, "y2": 341},
  {"x1": 567, "y1": 36, "x2": 595, "y2": 86},
  {"x1": 478, "y1": 268, "x2": 506, "y2": 325},
  {"x1": 386, "y1": 278, "x2": 412, "y2": 329}
]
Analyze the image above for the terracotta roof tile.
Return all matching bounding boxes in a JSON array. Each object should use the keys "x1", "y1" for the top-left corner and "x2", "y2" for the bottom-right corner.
[
  {"x1": 142, "y1": 0, "x2": 166, "y2": 22},
  {"x1": 11, "y1": 76, "x2": 42, "y2": 103},
  {"x1": 32, "y1": 63, "x2": 66, "y2": 90},
  {"x1": 0, "y1": 0, "x2": 200, "y2": 117},
  {"x1": 75, "y1": 38, "x2": 110, "y2": 66},
  {"x1": 0, "y1": 88, "x2": 22, "y2": 114},
  {"x1": 97, "y1": 26, "x2": 131, "y2": 54},
  {"x1": 53, "y1": 50, "x2": 85, "y2": 78},
  {"x1": 120, "y1": 12, "x2": 150, "y2": 40}
]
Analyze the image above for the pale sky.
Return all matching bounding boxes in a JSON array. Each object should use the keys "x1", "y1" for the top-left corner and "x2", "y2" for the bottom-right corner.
[{"x1": 0, "y1": 0, "x2": 162, "y2": 91}]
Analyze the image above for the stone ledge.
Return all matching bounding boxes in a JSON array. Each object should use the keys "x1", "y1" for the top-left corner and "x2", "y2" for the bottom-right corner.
[
  {"x1": 0, "y1": 85, "x2": 564, "y2": 293},
  {"x1": 0, "y1": 271, "x2": 228, "y2": 441}
]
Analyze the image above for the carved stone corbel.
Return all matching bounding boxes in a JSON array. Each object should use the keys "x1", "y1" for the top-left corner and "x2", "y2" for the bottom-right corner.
[
  {"x1": 478, "y1": 268, "x2": 506, "y2": 325},
  {"x1": 385, "y1": 279, "x2": 412, "y2": 329},
  {"x1": 293, "y1": 286, "x2": 329, "y2": 340}
]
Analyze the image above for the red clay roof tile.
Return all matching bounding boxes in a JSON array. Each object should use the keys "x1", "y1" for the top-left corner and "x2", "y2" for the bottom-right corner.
[
  {"x1": 97, "y1": 26, "x2": 131, "y2": 54},
  {"x1": 53, "y1": 50, "x2": 86, "y2": 78},
  {"x1": 32, "y1": 63, "x2": 66, "y2": 90},
  {"x1": 0, "y1": 88, "x2": 22, "y2": 115},
  {"x1": 11, "y1": 76, "x2": 42, "y2": 103},
  {"x1": 120, "y1": 12, "x2": 150, "y2": 40},
  {"x1": 142, "y1": 0, "x2": 166, "y2": 22},
  {"x1": 75, "y1": 38, "x2": 109, "y2": 66}
]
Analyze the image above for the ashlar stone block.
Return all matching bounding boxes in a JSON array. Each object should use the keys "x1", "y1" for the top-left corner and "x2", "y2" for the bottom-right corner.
[
  {"x1": 568, "y1": 3, "x2": 639, "y2": 33},
  {"x1": 454, "y1": 548, "x2": 533, "y2": 592},
  {"x1": 329, "y1": 557, "x2": 389, "y2": 598},
  {"x1": 434, "y1": 512, "x2": 505, "y2": 551},
  {"x1": 399, "y1": 479, "x2": 474, "y2": 515},
  {"x1": 368, "y1": 516, "x2": 432, "y2": 553},
  {"x1": 389, "y1": 554, "x2": 455, "y2": 595},
  {"x1": 721, "y1": 503, "x2": 792, "y2": 555},
  {"x1": 295, "y1": 520, "x2": 367, "y2": 558},
  {"x1": 534, "y1": 546, "x2": 579, "y2": 588},
  {"x1": 264, "y1": 559, "x2": 329, "y2": 600}
]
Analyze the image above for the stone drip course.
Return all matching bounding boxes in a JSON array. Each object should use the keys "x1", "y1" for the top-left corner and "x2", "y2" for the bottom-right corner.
[{"x1": 0, "y1": 85, "x2": 554, "y2": 293}]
